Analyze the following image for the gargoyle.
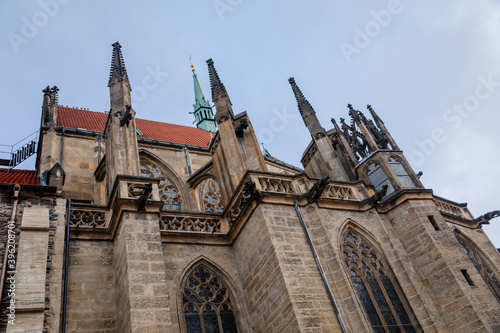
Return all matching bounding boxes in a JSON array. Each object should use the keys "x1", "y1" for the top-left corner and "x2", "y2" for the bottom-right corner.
[
  {"x1": 137, "y1": 183, "x2": 153, "y2": 211},
  {"x1": 307, "y1": 176, "x2": 330, "y2": 204},
  {"x1": 242, "y1": 179, "x2": 262, "y2": 202},
  {"x1": 235, "y1": 118, "x2": 248, "y2": 138},
  {"x1": 370, "y1": 185, "x2": 388, "y2": 207},
  {"x1": 120, "y1": 105, "x2": 132, "y2": 127},
  {"x1": 475, "y1": 210, "x2": 500, "y2": 226}
]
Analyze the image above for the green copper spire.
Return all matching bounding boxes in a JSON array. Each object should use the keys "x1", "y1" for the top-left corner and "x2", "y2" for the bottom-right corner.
[{"x1": 191, "y1": 63, "x2": 217, "y2": 133}]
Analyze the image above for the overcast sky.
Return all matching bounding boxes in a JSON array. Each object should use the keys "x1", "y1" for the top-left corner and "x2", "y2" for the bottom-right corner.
[{"x1": 0, "y1": 0, "x2": 499, "y2": 246}]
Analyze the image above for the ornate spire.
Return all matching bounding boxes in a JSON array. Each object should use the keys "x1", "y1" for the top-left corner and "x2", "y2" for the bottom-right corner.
[
  {"x1": 288, "y1": 77, "x2": 315, "y2": 116},
  {"x1": 192, "y1": 65, "x2": 211, "y2": 109},
  {"x1": 191, "y1": 62, "x2": 216, "y2": 132},
  {"x1": 108, "y1": 42, "x2": 130, "y2": 87},
  {"x1": 206, "y1": 58, "x2": 230, "y2": 104}
]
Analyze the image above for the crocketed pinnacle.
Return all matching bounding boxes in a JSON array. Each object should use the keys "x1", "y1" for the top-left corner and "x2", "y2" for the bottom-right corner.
[
  {"x1": 206, "y1": 58, "x2": 230, "y2": 104},
  {"x1": 367, "y1": 104, "x2": 384, "y2": 124},
  {"x1": 108, "y1": 42, "x2": 130, "y2": 87},
  {"x1": 288, "y1": 77, "x2": 315, "y2": 116}
]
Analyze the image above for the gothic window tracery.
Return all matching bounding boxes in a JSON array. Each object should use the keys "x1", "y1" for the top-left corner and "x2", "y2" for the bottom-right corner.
[
  {"x1": 342, "y1": 228, "x2": 419, "y2": 332},
  {"x1": 140, "y1": 159, "x2": 182, "y2": 211},
  {"x1": 199, "y1": 178, "x2": 224, "y2": 213},
  {"x1": 455, "y1": 231, "x2": 500, "y2": 303},
  {"x1": 388, "y1": 157, "x2": 416, "y2": 188},
  {"x1": 182, "y1": 264, "x2": 238, "y2": 333}
]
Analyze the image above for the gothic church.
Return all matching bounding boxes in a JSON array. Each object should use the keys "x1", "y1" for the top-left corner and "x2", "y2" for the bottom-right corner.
[{"x1": 0, "y1": 42, "x2": 499, "y2": 332}]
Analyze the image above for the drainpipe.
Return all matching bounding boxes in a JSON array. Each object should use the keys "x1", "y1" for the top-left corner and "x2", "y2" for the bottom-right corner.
[
  {"x1": 61, "y1": 199, "x2": 71, "y2": 333},
  {"x1": 97, "y1": 134, "x2": 102, "y2": 164},
  {"x1": 0, "y1": 184, "x2": 20, "y2": 300},
  {"x1": 293, "y1": 200, "x2": 349, "y2": 333},
  {"x1": 184, "y1": 146, "x2": 192, "y2": 176},
  {"x1": 60, "y1": 128, "x2": 65, "y2": 165}
]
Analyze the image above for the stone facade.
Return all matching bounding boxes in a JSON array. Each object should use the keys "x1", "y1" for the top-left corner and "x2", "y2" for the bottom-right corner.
[{"x1": 0, "y1": 43, "x2": 499, "y2": 332}]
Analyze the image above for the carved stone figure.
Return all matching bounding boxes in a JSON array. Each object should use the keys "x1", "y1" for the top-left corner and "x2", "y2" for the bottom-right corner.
[
  {"x1": 137, "y1": 183, "x2": 153, "y2": 211},
  {"x1": 120, "y1": 105, "x2": 132, "y2": 127},
  {"x1": 476, "y1": 210, "x2": 500, "y2": 225},
  {"x1": 235, "y1": 118, "x2": 248, "y2": 137},
  {"x1": 370, "y1": 184, "x2": 388, "y2": 207},
  {"x1": 307, "y1": 176, "x2": 330, "y2": 203}
]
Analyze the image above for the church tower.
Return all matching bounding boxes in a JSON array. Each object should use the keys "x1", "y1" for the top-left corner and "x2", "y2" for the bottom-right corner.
[{"x1": 191, "y1": 63, "x2": 217, "y2": 132}]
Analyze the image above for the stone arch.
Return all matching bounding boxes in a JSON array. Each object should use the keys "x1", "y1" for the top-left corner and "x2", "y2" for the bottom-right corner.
[
  {"x1": 178, "y1": 257, "x2": 243, "y2": 333},
  {"x1": 196, "y1": 177, "x2": 224, "y2": 213},
  {"x1": 339, "y1": 224, "x2": 421, "y2": 332},
  {"x1": 454, "y1": 229, "x2": 500, "y2": 303},
  {"x1": 138, "y1": 150, "x2": 191, "y2": 210}
]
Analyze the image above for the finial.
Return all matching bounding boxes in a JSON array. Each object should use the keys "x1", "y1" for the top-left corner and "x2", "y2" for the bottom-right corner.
[
  {"x1": 108, "y1": 41, "x2": 130, "y2": 87},
  {"x1": 43, "y1": 86, "x2": 51, "y2": 95},
  {"x1": 190, "y1": 55, "x2": 195, "y2": 72}
]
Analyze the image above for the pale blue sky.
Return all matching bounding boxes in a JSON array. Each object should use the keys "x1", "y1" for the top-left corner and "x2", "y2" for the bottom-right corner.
[{"x1": 1, "y1": 0, "x2": 499, "y2": 246}]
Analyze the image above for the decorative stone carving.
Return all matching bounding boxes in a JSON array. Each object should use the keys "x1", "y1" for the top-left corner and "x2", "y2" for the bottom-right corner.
[
  {"x1": 258, "y1": 177, "x2": 296, "y2": 194},
  {"x1": 159, "y1": 215, "x2": 221, "y2": 233},
  {"x1": 200, "y1": 178, "x2": 224, "y2": 213},
  {"x1": 70, "y1": 210, "x2": 106, "y2": 228},
  {"x1": 140, "y1": 159, "x2": 182, "y2": 210},
  {"x1": 322, "y1": 184, "x2": 357, "y2": 200},
  {"x1": 234, "y1": 118, "x2": 248, "y2": 138},
  {"x1": 307, "y1": 176, "x2": 330, "y2": 203},
  {"x1": 433, "y1": 198, "x2": 463, "y2": 217}
]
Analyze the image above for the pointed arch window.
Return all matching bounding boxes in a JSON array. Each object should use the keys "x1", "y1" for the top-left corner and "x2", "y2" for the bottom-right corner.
[
  {"x1": 455, "y1": 231, "x2": 500, "y2": 303},
  {"x1": 182, "y1": 264, "x2": 238, "y2": 333},
  {"x1": 341, "y1": 228, "x2": 419, "y2": 332},
  {"x1": 140, "y1": 159, "x2": 182, "y2": 211},
  {"x1": 388, "y1": 157, "x2": 416, "y2": 188},
  {"x1": 367, "y1": 163, "x2": 394, "y2": 195},
  {"x1": 200, "y1": 178, "x2": 224, "y2": 213}
]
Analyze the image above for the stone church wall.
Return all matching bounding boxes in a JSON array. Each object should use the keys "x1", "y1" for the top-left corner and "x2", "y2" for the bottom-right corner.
[{"x1": 66, "y1": 239, "x2": 117, "y2": 332}]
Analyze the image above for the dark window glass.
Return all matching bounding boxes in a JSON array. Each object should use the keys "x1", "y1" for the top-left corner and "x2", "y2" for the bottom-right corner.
[
  {"x1": 183, "y1": 264, "x2": 239, "y2": 333},
  {"x1": 342, "y1": 228, "x2": 420, "y2": 332}
]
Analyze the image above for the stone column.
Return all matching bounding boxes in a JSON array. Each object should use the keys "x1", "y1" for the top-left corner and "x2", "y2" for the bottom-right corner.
[{"x1": 113, "y1": 212, "x2": 171, "y2": 332}]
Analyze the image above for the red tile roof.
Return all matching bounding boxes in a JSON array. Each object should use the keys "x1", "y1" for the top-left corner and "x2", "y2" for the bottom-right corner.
[
  {"x1": 0, "y1": 168, "x2": 39, "y2": 185},
  {"x1": 57, "y1": 106, "x2": 212, "y2": 147}
]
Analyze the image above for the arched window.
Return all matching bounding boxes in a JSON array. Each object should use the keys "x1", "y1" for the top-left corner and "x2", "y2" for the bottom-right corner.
[
  {"x1": 367, "y1": 163, "x2": 394, "y2": 195},
  {"x1": 341, "y1": 228, "x2": 419, "y2": 332},
  {"x1": 182, "y1": 264, "x2": 238, "y2": 333},
  {"x1": 388, "y1": 157, "x2": 416, "y2": 188},
  {"x1": 454, "y1": 231, "x2": 500, "y2": 303},
  {"x1": 200, "y1": 178, "x2": 224, "y2": 213},
  {"x1": 140, "y1": 159, "x2": 182, "y2": 211}
]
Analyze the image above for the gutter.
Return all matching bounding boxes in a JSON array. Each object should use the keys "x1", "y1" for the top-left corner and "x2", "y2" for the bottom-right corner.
[{"x1": 293, "y1": 200, "x2": 349, "y2": 333}]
